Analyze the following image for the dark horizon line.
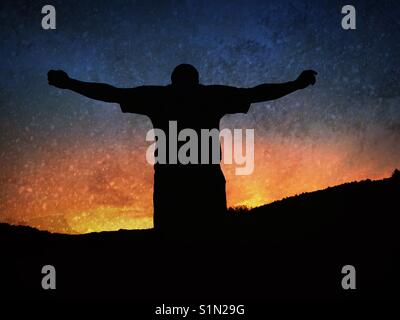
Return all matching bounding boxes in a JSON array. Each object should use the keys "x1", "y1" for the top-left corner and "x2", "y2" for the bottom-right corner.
[{"x1": 2, "y1": 167, "x2": 398, "y2": 235}]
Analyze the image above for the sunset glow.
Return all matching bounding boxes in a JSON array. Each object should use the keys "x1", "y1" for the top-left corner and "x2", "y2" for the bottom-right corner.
[{"x1": 1, "y1": 130, "x2": 396, "y2": 234}]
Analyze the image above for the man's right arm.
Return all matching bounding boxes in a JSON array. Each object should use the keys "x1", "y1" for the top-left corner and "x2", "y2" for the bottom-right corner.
[{"x1": 47, "y1": 70, "x2": 129, "y2": 103}]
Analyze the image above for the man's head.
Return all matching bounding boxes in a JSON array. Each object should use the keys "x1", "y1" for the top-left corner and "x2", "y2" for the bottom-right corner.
[{"x1": 171, "y1": 64, "x2": 199, "y2": 86}]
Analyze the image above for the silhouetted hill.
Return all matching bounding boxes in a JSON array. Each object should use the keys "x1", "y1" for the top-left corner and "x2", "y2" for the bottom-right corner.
[
  {"x1": 228, "y1": 171, "x2": 400, "y2": 242},
  {"x1": 1, "y1": 170, "x2": 399, "y2": 300}
]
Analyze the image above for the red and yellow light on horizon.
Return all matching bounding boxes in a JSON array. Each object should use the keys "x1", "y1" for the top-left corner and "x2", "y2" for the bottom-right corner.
[{"x1": 0, "y1": 134, "x2": 396, "y2": 234}]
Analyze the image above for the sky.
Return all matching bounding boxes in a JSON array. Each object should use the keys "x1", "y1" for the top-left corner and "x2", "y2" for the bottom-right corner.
[{"x1": 0, "y1": 0, "x2": 399, "y2": 233}]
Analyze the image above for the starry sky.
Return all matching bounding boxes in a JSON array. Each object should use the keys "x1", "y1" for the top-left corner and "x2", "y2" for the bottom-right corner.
[{"x1": 1, "y1": 0, "x2": 399, "y2": 233}]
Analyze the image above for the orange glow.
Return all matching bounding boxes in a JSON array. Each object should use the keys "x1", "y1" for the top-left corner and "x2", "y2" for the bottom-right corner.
[{"x1": 0, "y1": 133, "x2": 396, "y2": 234}]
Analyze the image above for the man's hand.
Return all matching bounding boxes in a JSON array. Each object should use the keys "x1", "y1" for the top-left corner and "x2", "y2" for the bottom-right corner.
[
  {"x1": 47, "y1": 70, "x2": 71, "y2": 89},
  {"x1": 295, "y1": 70, "x2": 317, "y2": 89}
]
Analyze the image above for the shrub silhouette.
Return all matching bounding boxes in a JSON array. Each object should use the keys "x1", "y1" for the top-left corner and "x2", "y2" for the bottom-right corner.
[{"x1": 392, "y1": 168, "x2": 400, "y2": 180}]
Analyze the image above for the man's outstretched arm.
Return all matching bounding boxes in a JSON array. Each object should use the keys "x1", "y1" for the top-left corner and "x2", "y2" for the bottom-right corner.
[
  {"x1": 47, "y1": 70, "x2": 128, "y2": 103},
  {"x1": 245, "y1": 70, "x2": 317, "y2": 103}
]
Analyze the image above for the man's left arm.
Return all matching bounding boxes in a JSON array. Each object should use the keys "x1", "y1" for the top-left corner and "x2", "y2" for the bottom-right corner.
[{"x1": 244, "y1": 70, "x2": 317, "y2": 103}]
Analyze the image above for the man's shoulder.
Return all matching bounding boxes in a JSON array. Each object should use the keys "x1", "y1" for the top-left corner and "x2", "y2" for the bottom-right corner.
[
  {"x1": 203, "y1": 84, "x2": 237, "y2": 90},
  {"x1": 202, "y1": 84, "x2": 241, "y2": 94},
  {"x1": 133, "y1": 85, "x2": 168, "y2": 91},
  {"x1": 125, "y1": 85, "x2": 168, "y2": 99}
]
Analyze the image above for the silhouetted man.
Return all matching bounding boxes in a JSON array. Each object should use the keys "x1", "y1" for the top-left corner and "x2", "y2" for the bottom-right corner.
[{"x1": 48, "y1": 64, "x2": 317, "y2": 236}]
